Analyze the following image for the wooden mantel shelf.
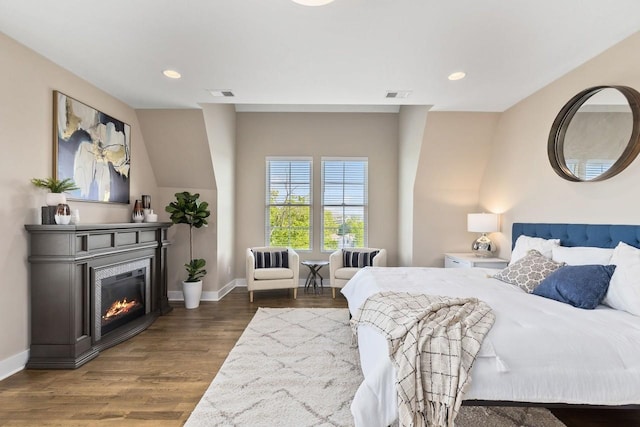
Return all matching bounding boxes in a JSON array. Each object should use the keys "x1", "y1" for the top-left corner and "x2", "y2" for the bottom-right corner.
[{"x1": 26, "y1": 222, "x2": 173, "y2": 230}]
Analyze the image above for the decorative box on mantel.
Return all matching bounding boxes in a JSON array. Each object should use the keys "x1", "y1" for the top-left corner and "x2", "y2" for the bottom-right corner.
[{"x1": 24, "y1": 222, "x2": 172, "y2": 369}]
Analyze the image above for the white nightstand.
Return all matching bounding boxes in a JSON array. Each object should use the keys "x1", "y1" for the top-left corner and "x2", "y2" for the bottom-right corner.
[{"x1": 444, "y1": 253, "x2": 508, "y2": 269}]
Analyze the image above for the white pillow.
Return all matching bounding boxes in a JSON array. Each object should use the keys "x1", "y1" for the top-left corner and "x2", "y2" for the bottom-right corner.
[
  {"x1": 603, "y1": 242, "x2": 640, "y2": 316},
  {"x1": 551, "y1": 246, "x2": 614, "y2": 266},
  {"x1": 509, "y1": 235, "x2": 560, "y2": 265}
]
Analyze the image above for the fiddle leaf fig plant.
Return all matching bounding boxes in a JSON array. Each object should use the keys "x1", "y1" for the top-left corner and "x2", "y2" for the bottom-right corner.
[
  {"x1": 185, "y1": 259, "x2": 207, "y2": 282},
  {"x1": 165, "y1": 192, "x2": 211, "y2": 282}
]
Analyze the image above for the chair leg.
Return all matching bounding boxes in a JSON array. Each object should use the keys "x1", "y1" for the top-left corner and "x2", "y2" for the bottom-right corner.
[
  {"x1": 249, "y1": 291, "x2": 254, "y2": 303},
  {"x1": 332, "y1": 288, "x2": 336, "y2": 299},
  {"x1": 293, "y1": 288, "x2": 297, "y2": 299}
]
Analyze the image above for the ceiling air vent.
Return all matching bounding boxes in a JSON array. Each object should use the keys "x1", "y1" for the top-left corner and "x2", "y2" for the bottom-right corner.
[
  {"x1": 208, "y1": 89, "x2": 235, "y2": 97},
  {"x1": 385, "y1": 90, "x2": 412, "y2": 99}
]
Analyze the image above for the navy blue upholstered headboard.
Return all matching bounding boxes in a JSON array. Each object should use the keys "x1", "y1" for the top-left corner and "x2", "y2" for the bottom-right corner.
[{"x1": 512, "y1": 223, "x2": 640, "y2": 250}]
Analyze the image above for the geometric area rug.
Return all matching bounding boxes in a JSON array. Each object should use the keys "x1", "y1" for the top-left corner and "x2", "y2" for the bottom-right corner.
[{"x1": 185, "y1": 308, "x2": 565, "y2": 427}]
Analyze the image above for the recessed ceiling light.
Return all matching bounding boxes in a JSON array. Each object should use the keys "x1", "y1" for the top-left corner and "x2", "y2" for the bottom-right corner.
[
  {"x1": 448, "y1": 71, "x2": 466, "y2": 81},
  {"x1": 162, "y1": 69, "x2": 181, "y2": 79},
  {"x1": 208, "y1": 89, "x2": 235, "y2": 98},
  {"x1": 291, "y1": 0, "x2": 335, "y2": 6}
]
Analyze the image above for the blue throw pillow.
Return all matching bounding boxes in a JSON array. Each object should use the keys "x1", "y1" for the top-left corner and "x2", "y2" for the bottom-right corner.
[{"x1": 532, "y1": 264, "x2": 616, "y2": 309}]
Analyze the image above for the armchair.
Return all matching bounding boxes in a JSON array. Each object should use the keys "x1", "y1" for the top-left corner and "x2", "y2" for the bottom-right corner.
[
  {"x1": 246, "y1": 247, "x2": 299, "y2": 302},
  {"x1": 329, "y1": 247, "x2": 387, "y2": 298}
]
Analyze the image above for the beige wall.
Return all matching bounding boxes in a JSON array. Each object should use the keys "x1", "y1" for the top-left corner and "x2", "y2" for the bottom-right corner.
[
  {"x1": 136, "y1": 110, "x2": 215, "y2": 189},
  {"x1": 235, "y1": 112, "x2": 399, "y2": 277},
  {"x1": 136, "y1": 110, "x2": 217, "y2": 296},
  {"x1": 201, "y1": 104, "x2": 236, "y2": 288},
  {"x1": 479, "y1": 31, "x2": 640, "y2": 259},
  {"x1": 413, "y1": 112, "x2": 500, "y2": 267},
  {"x1": 398, "y1": 106, "x2": 430, "y2": 266},
  {"x1": 138, "y1": 106, "x2": 237, "y2": 295},
  {"x1": 0, "y1": 33, "x2": 159, "y2": 370}
]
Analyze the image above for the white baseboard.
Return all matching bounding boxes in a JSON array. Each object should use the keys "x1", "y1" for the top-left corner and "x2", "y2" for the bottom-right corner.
[
  {"x1": 168, "y1": 278, "x2": 310, "y2": 303},
  {"x1": 168, "y1": 279, "x2": 240, "y2": 302},
  {"x1": 0, "y1": 349, "x2": 29, "y2": 381}
]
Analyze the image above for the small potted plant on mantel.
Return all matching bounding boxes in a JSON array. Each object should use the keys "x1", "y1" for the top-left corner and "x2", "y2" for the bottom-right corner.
[
  {"x1": 31, "y1": 177, "x2": 79, "y2": 206},
  {"x1": 165, "y1": 191, "x2": 211, "y2": 309}
]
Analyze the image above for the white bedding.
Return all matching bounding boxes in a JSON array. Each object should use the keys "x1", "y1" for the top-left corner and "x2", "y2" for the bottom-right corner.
[{"x1": 342, "y1": 266, "x2": 640, "y2": 427}]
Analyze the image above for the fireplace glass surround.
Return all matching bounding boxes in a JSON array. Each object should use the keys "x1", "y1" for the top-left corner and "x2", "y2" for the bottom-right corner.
[
  {"x1": 94, "y1": 258, "x2": 151, "y2": 343},
  {"x1": 100, "y1": 267, "x2": 146, "y2": 336}
]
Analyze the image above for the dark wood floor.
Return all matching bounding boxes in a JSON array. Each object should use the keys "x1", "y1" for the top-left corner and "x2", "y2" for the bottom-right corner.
[{"x1": 0, "y1": 287, "x2": 638, "y2": 426}]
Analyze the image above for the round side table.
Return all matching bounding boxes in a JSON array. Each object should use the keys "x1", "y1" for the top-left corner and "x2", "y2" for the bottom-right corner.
[{"x1": 301, "y1": 260, "x2": 329, "y2": 294}]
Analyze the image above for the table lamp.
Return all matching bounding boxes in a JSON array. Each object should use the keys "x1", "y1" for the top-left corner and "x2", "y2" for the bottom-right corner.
[{"x1": 467, "y1": 213, "x2": 499, "y2": 257}]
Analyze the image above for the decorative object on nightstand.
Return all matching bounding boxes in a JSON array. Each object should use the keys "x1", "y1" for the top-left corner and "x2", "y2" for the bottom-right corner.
[
  {"x1": 444, "y1": 253, "x2": 508, "y2": 269},
  {"x1": 467, "y1": 213, "x2": 500, "y2": 257}
]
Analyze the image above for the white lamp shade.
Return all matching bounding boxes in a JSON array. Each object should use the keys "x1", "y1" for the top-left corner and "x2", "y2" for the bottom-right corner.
[{"x1": 467, "y1": 213, "x2": 499, "y2": 233}]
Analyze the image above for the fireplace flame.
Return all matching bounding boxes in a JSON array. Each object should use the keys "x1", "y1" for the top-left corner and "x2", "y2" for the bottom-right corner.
[{"x1": 103, "y1": 298, "x2": 140, "y2": 321}]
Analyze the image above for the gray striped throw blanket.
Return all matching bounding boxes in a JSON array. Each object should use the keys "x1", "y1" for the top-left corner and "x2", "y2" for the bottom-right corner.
[{"x1": 351, "y1": 291, "x2": 495, "y2": 427}]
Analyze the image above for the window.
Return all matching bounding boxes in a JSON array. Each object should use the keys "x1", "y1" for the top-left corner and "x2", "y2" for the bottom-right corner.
[
  {"x1": 584, "y1": 160, "x2": 614, "y2": 180},
  {"x1": 566, "y1": 158, "x2": 615, "y2": 180},
  {"x1": 322, "y1": 158, "x2": 368, "y2": 251},
  {"x1": 265, "y1": 158, "x2": 312, "y2": 250}
]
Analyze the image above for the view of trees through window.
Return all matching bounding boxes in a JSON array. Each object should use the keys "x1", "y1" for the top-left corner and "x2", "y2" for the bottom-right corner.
[
  {"x1": 266, "y1": 159, "x2": 312, "y2": 250},
  {"x1": 266, "y1": 158, "x2": 368, "y2": 251},
  {"x1": 322, "y1": 159, "x2": 368, "y2": 251}
]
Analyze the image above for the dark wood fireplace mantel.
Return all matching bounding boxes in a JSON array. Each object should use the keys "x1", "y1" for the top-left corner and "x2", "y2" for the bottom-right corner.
[{"x1": 24, "y1": 222, "x2": 172, "y2": 369}]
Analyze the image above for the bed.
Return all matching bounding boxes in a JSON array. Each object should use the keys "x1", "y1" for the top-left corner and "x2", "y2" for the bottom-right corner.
[{"x1": 342, "y1": 223, "x2": 640, "y2": 427}]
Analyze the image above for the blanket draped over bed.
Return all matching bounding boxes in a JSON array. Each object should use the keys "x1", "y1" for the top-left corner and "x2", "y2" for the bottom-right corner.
[{"x1": 351, "y1": 291, "x2": 495, "y2": 427}]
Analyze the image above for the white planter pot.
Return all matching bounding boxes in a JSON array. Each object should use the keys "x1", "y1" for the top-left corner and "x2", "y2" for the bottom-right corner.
[
  {"x1": 45, "y1": 193, "x2": 66, "y2": 206},
  {"x1": 182, "y1": 280, "x2": 203, "y2": 309}
]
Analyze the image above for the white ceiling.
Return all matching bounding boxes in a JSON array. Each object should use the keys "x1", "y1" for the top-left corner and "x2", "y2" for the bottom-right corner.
[{"x1": 1, "y1": 0, "x2": 639, "y2": 112}]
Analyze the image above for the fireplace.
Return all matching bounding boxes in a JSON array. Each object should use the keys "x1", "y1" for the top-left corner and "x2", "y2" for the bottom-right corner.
[
  {"x1": 25, "y1": 222, "x2": 172, "y2": 369},
  {"x1": 100, "y1": 268, "x2": 146, "y2": 336},
  {"x1": 94, "y1": 259, "x2": 151, "y2": 342}
]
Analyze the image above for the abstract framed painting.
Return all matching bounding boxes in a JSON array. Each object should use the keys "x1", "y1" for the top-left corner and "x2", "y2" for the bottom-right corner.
[{"x1": 53, "y1": 91, "x2": 131, "y2": 204}]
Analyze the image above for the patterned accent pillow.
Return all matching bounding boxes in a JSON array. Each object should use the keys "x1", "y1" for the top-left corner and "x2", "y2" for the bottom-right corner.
[
  {"x1": 493, "y1": 250, "x2": 565, "y2": 293},
  {"x1": 343, "y1": 250, "x2": 380, "y2": 268},
  {"x1": 253, "y1": 250, "x2": 289, "y2": 269}
]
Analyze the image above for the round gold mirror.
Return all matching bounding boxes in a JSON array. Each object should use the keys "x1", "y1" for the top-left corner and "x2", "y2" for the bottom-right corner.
[{"x1": 548, "y1": 85, "x2": 640, "y2": 182}]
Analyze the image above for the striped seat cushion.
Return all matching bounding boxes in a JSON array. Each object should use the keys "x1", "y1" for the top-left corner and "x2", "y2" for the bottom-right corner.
[
  {"x1": 343, "y1": 250, "x2": 379, "y2": 268},
  {"x1": 253, "y1": 250, "x2": 289, "y2": 269}
]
